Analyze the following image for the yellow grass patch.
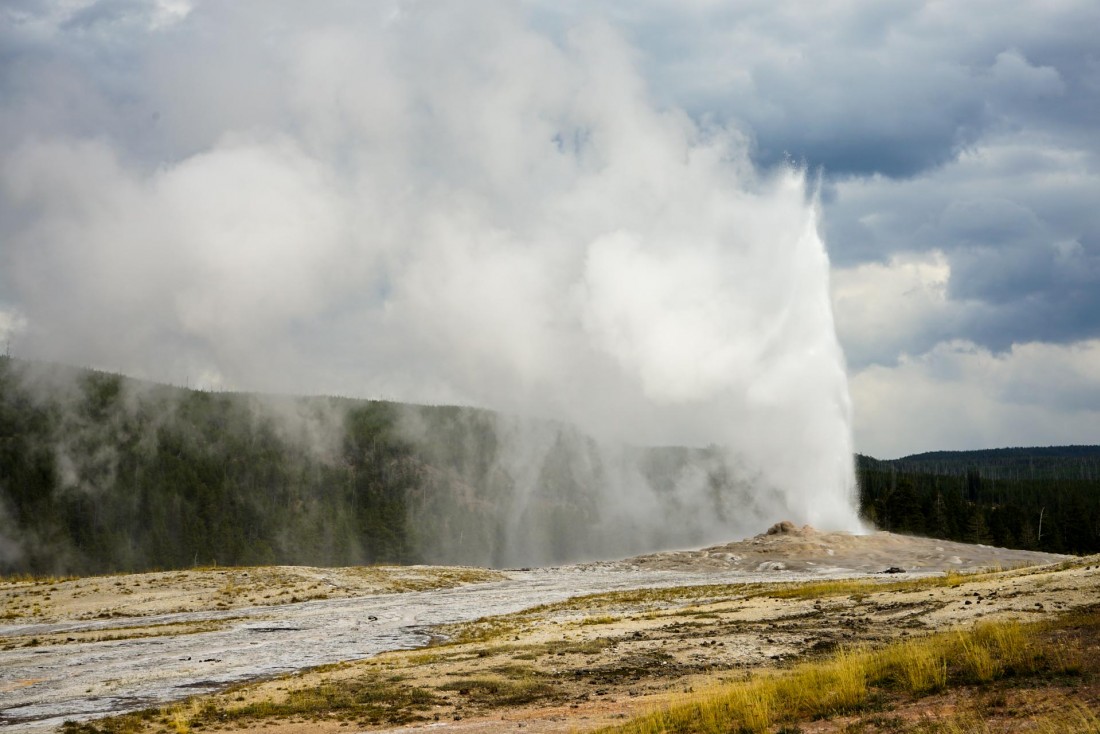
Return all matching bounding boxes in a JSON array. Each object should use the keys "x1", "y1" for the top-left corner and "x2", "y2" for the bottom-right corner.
[{"x1": 600, "y1": 617, "x2": 1077, "y2": 734}]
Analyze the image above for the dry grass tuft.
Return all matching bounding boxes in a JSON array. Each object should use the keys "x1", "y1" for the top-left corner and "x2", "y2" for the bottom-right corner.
[
  {"x1": 1040, "y1": 702, "x2": 1100, "y2": 733},
  {"x1": 600, "y1": 616, "x2": 1086, "y2": 734},
  {"x1": 438, "y1": 676, "x2": 560, "y2": 707},
  {"x1": 765, "y1": 569, "x2": 978, "y2": 601}
]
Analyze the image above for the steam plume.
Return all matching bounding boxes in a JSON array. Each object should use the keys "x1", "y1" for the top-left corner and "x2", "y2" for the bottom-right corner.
[{"x1": 0, "y1": 3, "x2": 860, "y2": 563}]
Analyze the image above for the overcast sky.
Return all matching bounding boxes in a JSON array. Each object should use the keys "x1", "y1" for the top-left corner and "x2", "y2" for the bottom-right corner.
[{"x1": 2, "y1": 0, "x2": 1098, "y2": 459}]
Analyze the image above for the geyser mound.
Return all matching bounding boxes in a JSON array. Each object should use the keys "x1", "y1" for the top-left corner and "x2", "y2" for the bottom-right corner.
[{"x1": 621, "y1": 521, "x2": 1070, "y2": 575}]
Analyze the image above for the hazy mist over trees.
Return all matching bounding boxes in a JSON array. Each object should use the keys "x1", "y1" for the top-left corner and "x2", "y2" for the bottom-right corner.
[
  {"x1": 0, "y1": 359, "x2": 768, "y2": 574},
  {"x1": 1, "y1": 358, "x2": 1097, "y2": 576}
]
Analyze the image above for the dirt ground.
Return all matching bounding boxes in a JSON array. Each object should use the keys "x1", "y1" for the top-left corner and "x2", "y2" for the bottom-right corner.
[
  {"x1": 4, "y1": 527, "x2": 1096, "y2": 733},
  {"x1": 198, "y1": 563, "x2": 1098, "y2": 734},
  {"x1": 0, "y1": 565, "x2": 503, "y2": 625}
]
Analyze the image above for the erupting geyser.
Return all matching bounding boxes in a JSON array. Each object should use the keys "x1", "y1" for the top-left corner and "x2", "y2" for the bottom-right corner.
[{"x1": 0, "y1": 4, "x2": 860, "y2": 566}]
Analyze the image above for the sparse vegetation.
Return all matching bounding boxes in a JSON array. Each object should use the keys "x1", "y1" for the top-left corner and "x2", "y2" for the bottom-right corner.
[
  {"x1": 438, "y1": 676, "x2": 562, "y2": 707},
  {"x1": 0, "y1": 618, "x2": 231, "y2": 649},
  {"x1": 47, "y1": 562, "x2": 1100, "y2": 734},
  {"x1": 0, "y1": 563, "x2": 504, "y2": 624},
  {"x1": 599, "y1": 613, "x2": 1095, "y2": 734},
  {"x1": 0, "y1": 572, "x2": 79, "y2": 584},
  {"x1": 764, "y1": 569, "x2": 977, "y2": 600},
  {"x1": 62, "y1": 674, "x2": 441, "y2": 733},
  {"x1": 217, "y1": 675, "x2": 441, "y2": 724}
]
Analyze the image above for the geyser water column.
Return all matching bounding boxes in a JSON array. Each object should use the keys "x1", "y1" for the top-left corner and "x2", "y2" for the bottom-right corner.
[
  {"x1": 577, "y1": 179, "x2": 860, "y2": 535},
  {"x1": 399, "y1": 153, "x2": 862, "y2": 565},
  {"x1": 0, "y1": 4, "x2": 861, "y2": 566},
  {"x1": 375, "y1": 16, "x2": 863, "y2": 562}
]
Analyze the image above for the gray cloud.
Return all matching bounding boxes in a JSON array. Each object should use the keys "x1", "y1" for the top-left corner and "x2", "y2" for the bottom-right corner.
[
  {"x1": 827, "y1": 132, "x2": 1100, "y2": 366},
  {"x1": 537, "y1": 1, "x2": 1098, "y2": 179},
  {"x1": 850, "y1": 340, "x2": 1100, "y2": 458}
]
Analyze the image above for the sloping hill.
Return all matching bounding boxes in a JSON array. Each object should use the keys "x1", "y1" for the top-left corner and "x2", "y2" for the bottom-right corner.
[
  {"x1": 0, "y1": 358, "x2": 746, "y2": 575},
  {"x1": 890, "y1": 446, "x2": 1100, "y2": 481}
]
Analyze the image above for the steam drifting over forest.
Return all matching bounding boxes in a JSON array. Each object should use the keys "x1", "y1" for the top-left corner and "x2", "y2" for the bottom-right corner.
[
  {"x1": 2, "y1": 359, "x2": 1097, "y2": 575},
  {"x1": 0, "y1": 359, "x2": 837, "y2": 573},
  {"x1": 0, "y1": 2, "x2": 869, "y2": 565}
]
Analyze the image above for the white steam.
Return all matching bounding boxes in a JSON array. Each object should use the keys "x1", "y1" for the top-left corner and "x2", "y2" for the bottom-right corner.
[{"x1": 0, "y1": 3, "x2": 860, "y2": 559}]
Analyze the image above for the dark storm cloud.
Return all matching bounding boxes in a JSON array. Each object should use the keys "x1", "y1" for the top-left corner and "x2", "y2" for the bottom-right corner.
[
  {"x1": 826, "y1": 126, "x2": 1100, "y2": 368},
  {"x1": 960, "y1": 281, "x2": 1100, "y2": 353},
  {"x1": 537, "y1": 1, "x2": 1096, "y2": 178},
  {"x1": 941, "y1": 197, "x2": 1100, "y2": 344}
]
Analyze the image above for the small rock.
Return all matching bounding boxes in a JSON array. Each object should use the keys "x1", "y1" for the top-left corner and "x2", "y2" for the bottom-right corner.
[{"x1": 766, "y1": 521, "x2": 797, "y2": 535}]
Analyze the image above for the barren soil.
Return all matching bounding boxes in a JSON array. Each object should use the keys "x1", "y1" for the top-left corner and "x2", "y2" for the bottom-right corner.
[
  {"x1": 2, "y1": 527, "x2": 1094, "y2": 733},
  {"x1": 0, "y1": 565, "x2": 505, "y2": 623}
]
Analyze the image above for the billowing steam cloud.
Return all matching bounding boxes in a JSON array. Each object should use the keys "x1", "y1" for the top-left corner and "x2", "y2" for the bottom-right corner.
[{"x1": 0, "y1": 2, "x2": 860, "y2": 562}]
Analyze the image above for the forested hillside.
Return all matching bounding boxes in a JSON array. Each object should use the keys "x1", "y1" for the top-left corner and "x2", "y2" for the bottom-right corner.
[
  {"x1": 0, "y1": 358, "x2": 743, "y2": 574},
  {"x1": 888, "y1": 446, "x2": 1100, "y2": 481},
  {"x1": 857, "y1": 449, "x2": 1100, "y2": 554},
  {"x1": 0, "y1": 358, "x2": 421, "y2": 573}
]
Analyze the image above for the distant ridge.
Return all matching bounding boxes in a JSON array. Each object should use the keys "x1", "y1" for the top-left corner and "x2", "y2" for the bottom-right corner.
[
  {"x1": 4, "y1": 355, "x2": 1098, "y2": 574},
  {"x1": 870, "y1": 446, "x2": 1100, "y2": 482},
  {"x1": 899, "y1": 445, "x2": 1100, "y2": 461}
]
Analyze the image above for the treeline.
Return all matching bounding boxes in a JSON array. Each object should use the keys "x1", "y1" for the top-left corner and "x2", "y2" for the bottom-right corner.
[
  {"x1": 888, "y1": 446, "x2": 1100, "y2": 481},
  {"x1": 0, "y1": 359, "x2": 422, "y2": 574},
  {"x1": 856, "y1": 451, "x2": 1100, "y2": 555}
]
